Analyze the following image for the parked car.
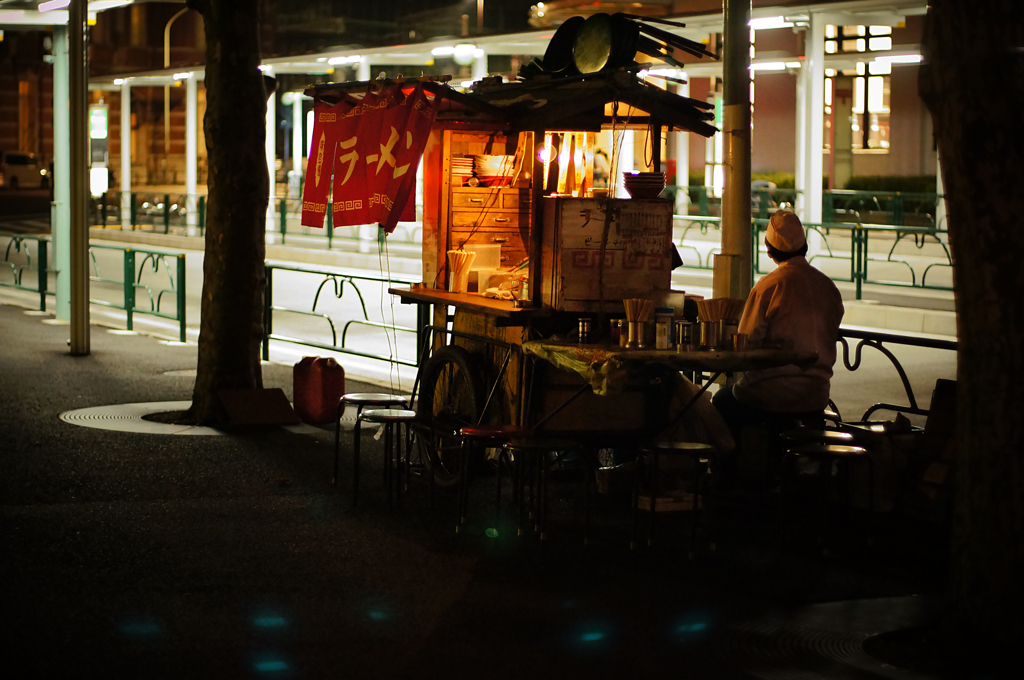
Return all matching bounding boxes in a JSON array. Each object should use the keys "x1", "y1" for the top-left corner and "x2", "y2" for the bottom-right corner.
[{"x1": 0, "y1": 151, "x2": 49, "y2": 190}]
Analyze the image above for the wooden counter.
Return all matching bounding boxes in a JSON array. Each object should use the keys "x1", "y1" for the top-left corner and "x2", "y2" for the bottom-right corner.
[{"x1": 388, "y1": 286, "x2": 551, "y2": 325}]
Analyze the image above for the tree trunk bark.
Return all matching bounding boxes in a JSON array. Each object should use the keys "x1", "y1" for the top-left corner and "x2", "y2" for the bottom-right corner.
[
  {"x1": 185, "y1": 0, "x2": 270, "y2": 425},
  {"x1": 919, "y1": 0, "x2": 1024, "y2": 648}
]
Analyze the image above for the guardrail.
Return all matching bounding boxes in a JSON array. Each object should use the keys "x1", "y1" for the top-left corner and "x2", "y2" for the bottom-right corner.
[
  {"x1": 837, "y1": 327, "x2": 957, "y2": 421},
  {"x1": 88, "y1": 244, "x2": 187, "y2": 342},
  {"x1": 669, "y1": 186, "x2": 942, "y2": 228},
  {"x1": 674, "y1": 215, "x2": 953, "y2": 299},
  {"x1": 0, "y1": 232, "x2": 49, "y2": 310},
  {"x1": 263, "y1": 262, "x2": 420, "y2": 367},
  {"x1": 0, "y1": 232, "x2": 187, "y2": 342}
]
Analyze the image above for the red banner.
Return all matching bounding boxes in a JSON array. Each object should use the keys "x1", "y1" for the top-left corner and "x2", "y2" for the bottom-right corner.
[{"x1": 301, "y1": 83, "x2": 439, "y2": 233}]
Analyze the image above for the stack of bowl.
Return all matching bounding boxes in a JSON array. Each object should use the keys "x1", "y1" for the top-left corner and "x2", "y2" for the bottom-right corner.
[{"x1": 622, "y1": 171, "x2": 666, "y2": 199}]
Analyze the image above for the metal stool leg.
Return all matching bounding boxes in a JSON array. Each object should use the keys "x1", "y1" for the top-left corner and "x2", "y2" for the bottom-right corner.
[
  {"x1": 584, "y1": 448, "x2": 593, "y2": 547},
  {"x1": 456, "y1": 438, "x2": 469, "y2": 533},
  {"x1": 352, "y1": 406, "x2": 363, "y2": 508},
  {"x1": 384, "y1": 423, "x2": 393, "y2": 511},
  {"x1": 630, "y1": 454, "x2": 642, "y2": 550},
  {"x1": 333, "y1": 400, "x2": 344, "y2": 485},
  {"x1": 648, "y1": 450, "x2": 660, "y2": 547}
]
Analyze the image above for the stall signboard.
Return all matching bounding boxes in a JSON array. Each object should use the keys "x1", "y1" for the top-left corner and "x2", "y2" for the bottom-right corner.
[
  {"x1": 541, "y1": 197, "x2": 675, "y2": 311},
  {"x1": 301, "y1": 83, "x2": 439, "y2": 233}
]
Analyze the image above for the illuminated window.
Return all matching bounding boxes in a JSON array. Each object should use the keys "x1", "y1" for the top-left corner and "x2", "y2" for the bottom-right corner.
[
  {"x1": 825, "y1": 24, "x2": 892, "y2": 55},
  {"x1": 823, "y1": 26, "x2": 894, "y2": 152}
]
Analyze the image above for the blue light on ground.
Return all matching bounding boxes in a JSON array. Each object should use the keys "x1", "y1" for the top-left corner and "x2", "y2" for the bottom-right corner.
[
  {"x1": 676, "y1": 622, "x2": 708, "y2": 634},
  {"x1": 570, "y1": 620, "x2": 612, "y2": 649},
  {"x1": 253, "y1": 616, "x2": 288, "y2": 628},
  {"x1": 368, "y1": 610, "x2": 387, "y2": 620},
  {"x1": 119, "y1": 620, "x2": 162, "y2": 637},
  {"x1": 255, "y1": 660, "x2": 289, "y2": 672}
]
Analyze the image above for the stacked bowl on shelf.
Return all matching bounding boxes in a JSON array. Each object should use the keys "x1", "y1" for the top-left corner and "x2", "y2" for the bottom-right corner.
[{"x1": 622, "y1": 171, "x2": 666, "y2": 199}]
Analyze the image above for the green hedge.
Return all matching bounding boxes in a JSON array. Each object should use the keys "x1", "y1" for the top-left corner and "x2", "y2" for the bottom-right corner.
[
  {"x1": 843, "y1": 175, "x2": 938, "y2": 193},
  {"x1": 673, "y1": 172, "x2": 936, "y2": 194}
]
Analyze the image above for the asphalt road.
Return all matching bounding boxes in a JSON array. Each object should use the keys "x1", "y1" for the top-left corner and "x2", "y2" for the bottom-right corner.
[
  {"x1": 0, "y1": 301, "x2": 970, "y2": 679},
  {"x1": 0, "y1": 188, "x2": 52, "y2": 230}
]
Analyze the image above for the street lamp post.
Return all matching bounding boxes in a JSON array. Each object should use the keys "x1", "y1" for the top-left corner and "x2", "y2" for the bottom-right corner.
[{"x1": 164, "y1": 7, "x2": 189, "y2": 178}]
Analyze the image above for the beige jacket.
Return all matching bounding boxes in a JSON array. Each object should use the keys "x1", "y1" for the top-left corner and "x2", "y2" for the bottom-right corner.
[{"x1": 733, "y1": 256, "x2": 844, "y2": 412}]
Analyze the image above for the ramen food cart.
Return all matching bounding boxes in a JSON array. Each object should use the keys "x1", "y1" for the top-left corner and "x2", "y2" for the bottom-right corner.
[{"x1": 303, "y1": 65, "x2": 722, "y2": 483}]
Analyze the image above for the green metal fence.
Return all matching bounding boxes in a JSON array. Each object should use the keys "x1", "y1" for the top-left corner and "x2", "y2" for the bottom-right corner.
[
  {"x1": 673, "y1": 214, "x2": 952, "y2": 300},
  {"x1": 87, "y1": 244, "x2": 188, "y2": 342},
  {"x1": 263, "y1": 262, "x2": 419, "y2": 366},
  {"x1": 0, "y1": 232, "x2": 49, "y2": 310},
  {"x1": 669, "y1": 185, "x2": 942, "y2": 228},
  {"x1": 1, "y1": 232, "x2": 187, "y2": 342}
]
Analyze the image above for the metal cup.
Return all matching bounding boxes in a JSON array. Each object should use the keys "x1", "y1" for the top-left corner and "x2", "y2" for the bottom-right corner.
[
  {"x1": 674, "y1": 320, "x2": 693, "y2": 351},
  {"x1": 699, "y1": 320, "x2": 721, "y2": 350},
  {"x1": 733, "y1": 332, "x2": 749, "y2": 351}
]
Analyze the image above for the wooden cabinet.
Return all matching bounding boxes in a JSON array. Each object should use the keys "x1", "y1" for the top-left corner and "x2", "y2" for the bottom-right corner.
[{"x1": 449, "y1": 187, "x2": 531, "y2": 266}]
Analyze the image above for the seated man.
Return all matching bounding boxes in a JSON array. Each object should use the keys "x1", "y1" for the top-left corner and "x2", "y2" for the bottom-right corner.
[{"x1": 713, "y1": 211, "x2": 845, "y2": 458}]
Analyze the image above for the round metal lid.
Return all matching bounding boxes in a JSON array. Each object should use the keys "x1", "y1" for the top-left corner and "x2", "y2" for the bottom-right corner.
[{"x1": 573, "y1": 13, "x2": 614, "y2": 74}]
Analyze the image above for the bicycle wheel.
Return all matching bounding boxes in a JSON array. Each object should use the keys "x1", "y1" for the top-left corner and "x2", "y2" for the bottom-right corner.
[{"x1": 415, "y1": 345, "x2": 485, "y2": 487}]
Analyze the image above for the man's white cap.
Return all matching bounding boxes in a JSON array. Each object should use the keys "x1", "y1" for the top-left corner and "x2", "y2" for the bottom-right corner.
[{"x1": 766, "y1": 211, "x2": 806, "y2": 252}]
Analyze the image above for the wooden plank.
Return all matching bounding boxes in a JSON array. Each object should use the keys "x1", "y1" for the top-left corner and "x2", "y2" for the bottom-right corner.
[{"x1": 389, "y1": 286, "x2": 549, "y2": 323}]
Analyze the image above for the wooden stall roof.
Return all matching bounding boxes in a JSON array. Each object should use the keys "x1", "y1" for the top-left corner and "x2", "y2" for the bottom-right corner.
[{"x1": 303, "y1": 70, "x2": 717, "y2": 138}]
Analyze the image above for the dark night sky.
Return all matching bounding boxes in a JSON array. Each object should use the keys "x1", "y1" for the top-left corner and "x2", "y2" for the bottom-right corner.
[{"x1": 270, "y1": 0, "x2": 538, "y2": 54}]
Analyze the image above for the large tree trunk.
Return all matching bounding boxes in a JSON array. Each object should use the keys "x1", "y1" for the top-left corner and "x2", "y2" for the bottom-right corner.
[
  {"x1": 919, "y1": 0, "x2": 1024, "y2": 648},
  {"x1": 184, "y1": 0, "x2": 270, "y2": 425}
]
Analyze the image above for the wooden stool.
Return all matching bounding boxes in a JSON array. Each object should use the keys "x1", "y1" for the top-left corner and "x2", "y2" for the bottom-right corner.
[
  {"x1": 505, "y1": 438, "x2": 579, "y2": 545},
  {"x1": 631, "y1": 441, "x2": 715, "y2": 558},
  {"x1": 334, "y1": 392, "x2": 409, "y2": 503},
  {"x1": 455, "y1": 424, "x2": 533, "y2": 534},
  {"x1": 781, "y1": 442, "x2": 873, "y2": 554},
  {"x1": 358, "y1": 408, "x2": 418, "y2": 510}
]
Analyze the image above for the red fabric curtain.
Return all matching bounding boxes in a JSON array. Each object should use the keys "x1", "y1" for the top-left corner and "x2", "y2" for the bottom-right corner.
[{"x1": 300, "y1": 83, "x2": 440, "y2": 233}]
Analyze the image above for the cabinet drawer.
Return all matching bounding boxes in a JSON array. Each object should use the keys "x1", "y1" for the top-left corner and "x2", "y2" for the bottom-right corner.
[
  {"x1": 451, "y1": 211, "x2": 523, "y2": 230},
  {"x1": 451, "y1": 188, "x2": 530, "y2": 210},
  {"x1": 450, "y1": 228, "x2": 527, "y2": 264}
]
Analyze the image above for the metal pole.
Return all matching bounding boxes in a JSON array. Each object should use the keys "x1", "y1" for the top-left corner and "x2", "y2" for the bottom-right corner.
[
  {"x1": 801, "y1": 13, "x2": 825, "y2": 223},
  {"x1": 264, "y1": 66, "x2": 277, "y2": 238},
  {"x1": 53, "y1": 24, "x2": 71, "y2": 322},
  {"x1": 124, "y1": 248, "x2": 135, "y2": 332},
  {"x1": 185, "y1": 73, "x2": 198, "y2": 233},
  {"x1": 69, "y1": 0, "x2": 91, "y2": 356},
  {"x1": 176, "y1": 254, "x2": 187, "y2": 342},
  {"x1": 718, "y1": 0, "x2": 752, "y2": 299},
  {"x1": 120, "y1": 79, "x2": 132, "y2": 230},
  {"x1": 291, "y1": 94, "x2": 304, "y2": 198},
  {"x1": 37, "y1": 240, "x2": 48, "y2": 312},
  {"x1": 164, "y1": 8, "x2": 188, "y2": 167},
  {"x1": 674, "y1": 75, "x2": 691, "y2": 217},
  {"x1": 262, "y1": 265, "x2": 272, "y2": 362}
]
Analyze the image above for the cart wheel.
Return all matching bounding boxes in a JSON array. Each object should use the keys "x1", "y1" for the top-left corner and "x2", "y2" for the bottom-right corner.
[{"x1": 416, "y1": 345, "x2": 485, "y2": 487}]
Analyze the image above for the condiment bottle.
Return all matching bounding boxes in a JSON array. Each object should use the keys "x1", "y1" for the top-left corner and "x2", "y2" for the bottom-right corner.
[{"x1": 654, "y1": 307, "x2": 674, "y2": 350}]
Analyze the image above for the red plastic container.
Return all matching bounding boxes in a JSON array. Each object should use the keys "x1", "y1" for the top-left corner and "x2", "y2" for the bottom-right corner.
[{"x1": 293, "y1": 356, "x2": 346, "y2": 425}]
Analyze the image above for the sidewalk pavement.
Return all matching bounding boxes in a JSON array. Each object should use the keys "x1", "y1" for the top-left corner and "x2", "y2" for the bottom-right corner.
[{"x1": 0, "y1": 301, "x2": 973, "y2": 679}]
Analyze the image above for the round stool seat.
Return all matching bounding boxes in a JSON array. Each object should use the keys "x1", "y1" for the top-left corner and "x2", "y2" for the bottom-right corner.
[
  {"x1": 507, "y1": 438, "x2": 578, "y2": 451},
  {"x1": 342, "y1": 393, "x2": 409, "y2": 406},
  {"x1": 460, "y1": 424, "x2": 533, "y2": 440},
  {"x1": 789, "y1": 443, "x2": 867, "y2": 457},
  {"x1": 359, "y1": 408, "x2": 418, "y2": 423},
  {"x1": 781, "y1": 429, "x2": 854, "y2": 445}
]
